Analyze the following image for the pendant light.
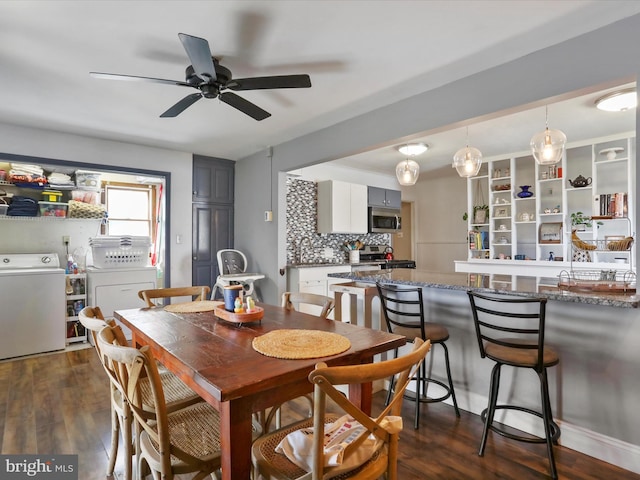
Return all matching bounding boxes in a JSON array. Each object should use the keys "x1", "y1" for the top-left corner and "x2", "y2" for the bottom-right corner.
[
  {"x1": 396, "y1": 157, "x2": 420, "y2": 185},
  {"x1": 395, "y1": 143, "x2": 426, "y2": 186},
  {"x1": 452, "y1": 127, "x2": 483, "y2": 177},
  {"x1": 530, "y1": 106, "x2": 566, "y2": 165}
]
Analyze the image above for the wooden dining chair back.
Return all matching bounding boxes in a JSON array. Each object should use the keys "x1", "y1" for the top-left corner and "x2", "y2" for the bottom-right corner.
[
  {"x1": 97, "y1": 325, "x2": 223, "y2": 480},
  {"x1": 282, "y1": 291, "x2": 335, "y2": 319},
  {"x1": 138, "y1": 285, "x2": 211, "y2": 307},
  {"x1": 467, "y1": 291, "x2": 560, "y2": 479},
  {"x1": 252, "y1": 339, "x2": 431, "y2": 480}
]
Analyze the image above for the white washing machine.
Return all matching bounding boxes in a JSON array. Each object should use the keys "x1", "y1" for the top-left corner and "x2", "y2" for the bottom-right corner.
[
  {"x1": 87, "y1": 265, "x2": 157, "y2": 340},
  {"x1": 0, "y1": 253, "x2": 65, "y2": 360}
]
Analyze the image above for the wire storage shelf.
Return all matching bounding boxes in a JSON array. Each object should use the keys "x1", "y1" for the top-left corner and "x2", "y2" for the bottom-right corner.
[{"x1": 558, "y1": 269, "x2": 636, "y2": 293}]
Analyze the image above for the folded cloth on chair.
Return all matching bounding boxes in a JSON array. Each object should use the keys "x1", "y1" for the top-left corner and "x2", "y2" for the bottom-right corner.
[{"x1": 276, "y1": 414, "x2": 402, "y2": 477}]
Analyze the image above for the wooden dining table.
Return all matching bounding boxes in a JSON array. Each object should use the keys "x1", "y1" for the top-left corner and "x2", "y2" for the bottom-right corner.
[{"x1": 114, "y1": 302, "x2": 406, "y2": 480}]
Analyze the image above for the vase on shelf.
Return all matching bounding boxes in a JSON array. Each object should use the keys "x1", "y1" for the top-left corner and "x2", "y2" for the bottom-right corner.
[{"x1": 517, "y1": 185, "x2": 533, "y2": 198}]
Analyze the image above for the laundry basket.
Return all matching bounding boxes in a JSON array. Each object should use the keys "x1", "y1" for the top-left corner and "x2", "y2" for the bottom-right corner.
[{"x1": 89, "y1": 236, "x2": 151, "y2": 268}]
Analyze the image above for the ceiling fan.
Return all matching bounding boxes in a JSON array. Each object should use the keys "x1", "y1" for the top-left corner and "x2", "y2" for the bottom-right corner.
[{"x1": 90, "y1": 33, "x2": 312, "y2": 120}]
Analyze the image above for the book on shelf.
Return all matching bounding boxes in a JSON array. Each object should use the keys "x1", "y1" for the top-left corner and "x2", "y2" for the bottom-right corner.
[
  {"x1": 596, "y1": 192, "x2": 627, "y2": 218},
  {"x1": 469, "y1": 230, "x2": 490, "y2": 250}
]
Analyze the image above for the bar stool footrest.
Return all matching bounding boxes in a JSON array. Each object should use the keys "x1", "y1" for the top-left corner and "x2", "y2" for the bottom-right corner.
[
  {"x1": 403, "y1": 377, "x2": 454, "y2": 404},
  {"x1": 481, "y1": 405, "x2": 561, "y2": 444}
]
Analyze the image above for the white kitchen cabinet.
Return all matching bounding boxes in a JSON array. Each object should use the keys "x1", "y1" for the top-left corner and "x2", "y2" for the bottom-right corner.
[
  {"x1": 317, "y1": 180, "x2": 367, "y2": 233},
  {"x1": 87, "y1": 266, "x2": 157, "y2": 340},
  {"x1": 287, "y1": 265, "x2": 351, "y2": 318}
]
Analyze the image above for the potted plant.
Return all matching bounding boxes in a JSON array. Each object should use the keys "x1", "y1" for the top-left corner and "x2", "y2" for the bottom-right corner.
[
  {"x1": 570, "y1": 211, "x2": 602, "y2": 231},
  {"x1": 463, "y1": 204, "x2": 489, "y2": 224}
]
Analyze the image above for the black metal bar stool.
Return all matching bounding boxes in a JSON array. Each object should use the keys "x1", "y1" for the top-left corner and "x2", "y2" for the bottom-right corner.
[
  {"x1": 377, "y1": 283, "x2": 460, "y2": 429},
  {"x1": 467, "y1": 291, "x2": 561, "y2": 479}
]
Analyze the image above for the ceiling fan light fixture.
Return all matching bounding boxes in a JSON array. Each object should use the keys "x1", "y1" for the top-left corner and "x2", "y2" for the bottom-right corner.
[
  {"x1": 452, "y1": 146, "x2": 483, "y2": 178},
  {"x1": 530, "y1": 106, "x2": 566, "y2": 165},
  {"x1": 595, "y1": 88, "x2": 637, "y2": 112},
  {"x1": 396, "y1": 158, "x2": 420, "y2": 186},
  {"x1": 398, "y1": 143, "x2": 428, "y2": 156}
]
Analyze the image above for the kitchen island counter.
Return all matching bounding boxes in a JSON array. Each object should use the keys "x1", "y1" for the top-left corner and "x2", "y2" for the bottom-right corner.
[
  {"x1": 328, "y1": 268, "x2": 640, "y2": 474},
  {"x1": 328, "y1": 269, "x2": 640, "y2": 308}
]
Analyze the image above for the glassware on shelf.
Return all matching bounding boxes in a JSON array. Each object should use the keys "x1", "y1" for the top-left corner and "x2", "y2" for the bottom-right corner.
[{"x1": 517, "y1": 185, "x2": 533, "y2": 198}]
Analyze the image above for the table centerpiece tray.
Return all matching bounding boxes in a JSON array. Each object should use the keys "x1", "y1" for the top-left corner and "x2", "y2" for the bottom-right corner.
[{"x1": 214, "y1": 306, "x2": 264, "y2": 324}]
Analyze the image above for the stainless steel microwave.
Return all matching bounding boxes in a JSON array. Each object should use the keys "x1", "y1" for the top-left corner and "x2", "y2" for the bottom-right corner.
[{"x1": 368, "y1": 207, "x2": 401, "y2": 233}]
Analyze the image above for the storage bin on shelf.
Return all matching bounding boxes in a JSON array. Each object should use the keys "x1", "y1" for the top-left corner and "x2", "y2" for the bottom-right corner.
[
  {"x1": 75, "y1": 170, "x2": 102, "y2": 190},
  {"x1": 38, "y1": 201, "x2": 68, "y2": 217},
  {"x1": 90, "y1": 236, "x2": 151, "y2": 268}
]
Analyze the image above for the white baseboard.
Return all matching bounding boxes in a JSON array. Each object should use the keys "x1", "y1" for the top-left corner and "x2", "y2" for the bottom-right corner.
[{"x1": 439, "y1": 387, "x2": 640, "y2": 475}]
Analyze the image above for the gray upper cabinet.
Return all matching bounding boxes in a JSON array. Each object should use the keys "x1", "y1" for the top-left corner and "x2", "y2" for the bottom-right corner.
[
  {"x1": 193, "y1": 155, "x2": 234, "y2": 204},
  {"x1": 367, "y1": 186, "x2": 401, "y2": 209}
]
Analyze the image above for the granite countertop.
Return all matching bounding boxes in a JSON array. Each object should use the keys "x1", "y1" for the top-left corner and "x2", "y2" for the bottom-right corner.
[
  {"x1": 327, "y1": 269, "x2": 640, "y2": 308},
  {"x1": 286, "y1": 261, "x2": 383, "y2": 268}
]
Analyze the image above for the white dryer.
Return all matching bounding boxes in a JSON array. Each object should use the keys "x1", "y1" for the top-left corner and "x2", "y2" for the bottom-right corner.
[{"x1": 87, "y1": 266, "x2": 157, "y2": 340}]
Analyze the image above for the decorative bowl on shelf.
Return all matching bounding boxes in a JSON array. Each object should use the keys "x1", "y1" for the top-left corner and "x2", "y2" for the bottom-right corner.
[
  {"x1": 517, "y1": 186, "x2": 533, "y2": 198},
  {"x1": 599, "y1": 147, "x2": 624, "y2": 161}
]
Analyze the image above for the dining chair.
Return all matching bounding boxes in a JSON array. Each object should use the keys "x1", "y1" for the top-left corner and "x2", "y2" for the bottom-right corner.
[
  {"x1": 467, "y1": 291, "x2": 561, "y2": 479},
  {"x1": 137, "y1": 285, "x2": 211, "y2": 307},
  {"x1": 282, "y1": 291, "x2": 335, "y2": 319},
  {"x1": 260, "y1": 292, "x2": 336, "y2": 433},
  {"x1": 97, "y1": 324, "x2": 223, "y2": 480},
  {"x1": 78, "y1": 306, "x2": 203, "y2": 480},
  {"x1": 376, "y1": 283, "x2": 460, "y2": 429},
  {"x1": 252, "y1": 338, "x2": 431, "y2": 480}
]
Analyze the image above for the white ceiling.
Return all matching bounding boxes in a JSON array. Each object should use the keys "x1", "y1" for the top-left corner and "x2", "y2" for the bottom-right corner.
[{"x1": 1, "y1": 1, "x2": 639, "y2": 175}]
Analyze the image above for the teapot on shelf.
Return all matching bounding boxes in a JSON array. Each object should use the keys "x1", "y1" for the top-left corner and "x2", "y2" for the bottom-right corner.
[{"x1": 568, "y1": 175, "x2": 592, "y2": 188}]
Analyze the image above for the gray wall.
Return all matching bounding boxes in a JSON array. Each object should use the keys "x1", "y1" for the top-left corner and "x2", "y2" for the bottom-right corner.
[{"x1": 236, "y1": 15, "x2": 640, "y2": 304}]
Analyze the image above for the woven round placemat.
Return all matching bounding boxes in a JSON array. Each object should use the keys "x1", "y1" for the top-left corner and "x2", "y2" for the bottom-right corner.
[
  {"x1": 252, "y1": 329, "x2": 351, "y2": 359},
  {"x1": 164, "y1": 300, "x2": 223, "y2": 313}
]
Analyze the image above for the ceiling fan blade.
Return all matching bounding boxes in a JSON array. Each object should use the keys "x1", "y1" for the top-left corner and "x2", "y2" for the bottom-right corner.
[
  {"x1": 227, "y1": 74, "x2": 311, "y2": 91},
  {"x1": 178, "y1": 33, "x2": 217, "y2": 82},
  {"x1": 219, "y1": 92, "x2": 271, "y2": 121},
  {"x1": 160, "y1": 93, "x2": 202, "y2": 118},
  {"x1": 90, "y1": 72, "x2": 192, "y2": 88}
]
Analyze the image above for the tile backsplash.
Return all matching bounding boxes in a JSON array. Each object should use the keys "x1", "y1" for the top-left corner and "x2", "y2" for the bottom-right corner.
[{"x1": 286, "y1": 178, "x2": 390, "y2": 264}]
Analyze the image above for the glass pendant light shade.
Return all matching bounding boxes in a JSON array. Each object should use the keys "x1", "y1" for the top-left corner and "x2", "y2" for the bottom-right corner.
[
  {"x1": 530, "y1": 106, "x2": 566, "y2": 165},
  {"x1": 452, "y1": 146, "x2": 483, "y2": 177},
  {"x1": 530, "y1": 127, "x2": 566, "y2": 165},
  {"x1": 396, "y1": 158, "x2": 420, "y2": 185}
]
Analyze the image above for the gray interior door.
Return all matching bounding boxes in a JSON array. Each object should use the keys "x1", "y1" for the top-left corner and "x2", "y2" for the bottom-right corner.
[
  {"x1": 192, "y1": 203, "x2": 233, "y2": 291},
  {"x1": 192, "y1": 156, "x2": 234, "y2": 294}
]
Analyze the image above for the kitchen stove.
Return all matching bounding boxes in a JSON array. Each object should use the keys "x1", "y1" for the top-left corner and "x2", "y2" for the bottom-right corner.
[{"x1": 359, "y1": 245, "x2": 416, "y2": 269}]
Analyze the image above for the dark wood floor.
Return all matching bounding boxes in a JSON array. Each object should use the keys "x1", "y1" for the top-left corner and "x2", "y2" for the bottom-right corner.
[{"x1": 1, "y1": 347, "x2": 639, "y2": 480}]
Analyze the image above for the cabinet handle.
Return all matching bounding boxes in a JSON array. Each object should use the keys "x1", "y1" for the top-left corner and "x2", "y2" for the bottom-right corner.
[
  {"x1": 193, "y1": 256, "x2": 197, "y2": 260},
  {"x1": 193, "y1": 191, "x2": 197, "y2": 195}
]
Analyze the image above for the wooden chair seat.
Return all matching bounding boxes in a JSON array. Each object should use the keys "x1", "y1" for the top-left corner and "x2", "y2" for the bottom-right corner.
[
  {"x1": 485, "y1": 339, "x2": 560, "y2": 368},
  {"x1": 393, "y1": 322, "x2": 450, "y2": 343}
]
